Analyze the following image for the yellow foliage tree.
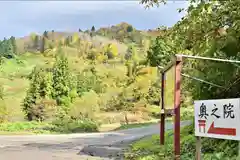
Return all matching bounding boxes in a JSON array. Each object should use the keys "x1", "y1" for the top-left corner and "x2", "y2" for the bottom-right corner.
[
  {"x1": 104, "y1": 43, "x2": 118, "y2": 59},
  {"x1": 96, "y1": 54, "x2": 107, "y2": 63},
  {"x1": 72, "y1": 33, "x2": 80, "y2": 44}
]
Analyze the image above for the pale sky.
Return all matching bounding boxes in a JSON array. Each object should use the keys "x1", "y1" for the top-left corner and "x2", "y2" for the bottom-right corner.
[{"x1": 0, "y1": 1, "x2": 188, "y2": 39}]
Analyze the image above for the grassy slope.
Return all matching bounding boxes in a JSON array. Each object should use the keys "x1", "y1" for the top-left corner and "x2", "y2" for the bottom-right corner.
[{"x1": 0, "y1": 53, "x2": 49, "y2": 121}]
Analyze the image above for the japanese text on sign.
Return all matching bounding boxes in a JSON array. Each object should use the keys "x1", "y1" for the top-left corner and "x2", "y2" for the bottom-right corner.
[{"x1": 194, "y1": 98, "x2": 240, "y2": 140}]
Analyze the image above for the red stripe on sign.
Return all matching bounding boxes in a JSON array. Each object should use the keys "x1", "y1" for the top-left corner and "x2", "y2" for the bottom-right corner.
[
  {"x1": 207, "y1": 122, "x2": 236, "y2": 136},
  {"x1": 198, "y1": 120, "x2": 206, "y2": 123}
]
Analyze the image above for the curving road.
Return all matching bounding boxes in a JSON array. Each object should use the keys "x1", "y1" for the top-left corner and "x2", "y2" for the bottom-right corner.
[{"x1": 0, "y1": 121, "x2": 191, "y2": 160}]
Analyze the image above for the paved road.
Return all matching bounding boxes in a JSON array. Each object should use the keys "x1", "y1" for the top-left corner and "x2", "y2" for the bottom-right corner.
[{"x1": 0, "y1": 121, "x2": 191, "y2": 160}]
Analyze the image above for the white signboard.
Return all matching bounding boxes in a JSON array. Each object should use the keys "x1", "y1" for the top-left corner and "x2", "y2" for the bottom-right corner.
[{"x1": 194, "y1": 98, "x2": 240, "y2": 140}]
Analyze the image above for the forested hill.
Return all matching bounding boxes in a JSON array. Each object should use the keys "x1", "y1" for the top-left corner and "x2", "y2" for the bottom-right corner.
[
  {"x1": 0, "y1": 22, "x2": 160, "y2": 58},
  {"x1": 0, "y1": 21, "x2": 163, "y2": 133}
]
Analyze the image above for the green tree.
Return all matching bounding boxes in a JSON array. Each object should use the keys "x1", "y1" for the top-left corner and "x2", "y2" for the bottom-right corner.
[
  {"x1": 126, "y1": 25, "x2": 133, "y2": 32},
  {"x1": 125, "y1": 45, "x2": 143, "y2": 78},
  {"x1": 40, "y1": 31, "x2": 46, "y2": 53},
  {"x1": 90, "y1": 26, "x2": 96, "y2": 37},
  {"x1": 141, "y1": 0, "x2": 240, "y2": 102},
  {"x1": 91, "y1": 26, "x2": 96, "y2": 32},
  {"x1": 23, "y1": 67, "x2": 53, "y2": 121},
  {"x1": 3, "y1": 39, "x2": 14, "y2": 58},
  {"x1": 43, "y1": 31, "x2": 48, "y2": 39},
  {"x1": 9, "y1": 36, "x2": 17, "y2": 54},
  {"x1": 147, "y1": 36, "x2": 173, "y2": 67},
  {"x1": 52, "y1": 51, "x2": 77, "y2": 107}
]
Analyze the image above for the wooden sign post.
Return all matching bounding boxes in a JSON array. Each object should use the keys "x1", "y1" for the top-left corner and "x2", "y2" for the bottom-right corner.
[{"x1": 159, "y1": 55, "x2": 182, "y2": 160}]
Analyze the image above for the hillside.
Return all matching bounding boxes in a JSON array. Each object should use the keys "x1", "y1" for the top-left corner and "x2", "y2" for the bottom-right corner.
[
  {"x1": 0, "y1": 23, "x2": 161, "y2": 134},
  {"x1": 95, "y1": 22, "x2": 163, "y2": 44},
  {"x1": 14, "y1": 22, "x2": 159, "y2": 55},
  {"x1": 16, "y1": 31, "x2": 128, "y2": 54}
]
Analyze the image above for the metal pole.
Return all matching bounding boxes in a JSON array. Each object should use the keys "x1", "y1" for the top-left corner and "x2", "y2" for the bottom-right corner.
[
  {"x1": 174, "y1": 56, "x2": 182, "y2": 160},
  {"x1": 176, "y1": 54, "x2": 240, "y2": 64},
  {"x1": 160, "y1": 72, "x2": 165, "y2": 145}
]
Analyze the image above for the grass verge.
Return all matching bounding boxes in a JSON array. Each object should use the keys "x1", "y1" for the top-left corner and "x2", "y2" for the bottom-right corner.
[
  {"x1": 114, "y1": 122, "x2": 158, "y2": 131},
  {"x1": 0, "y1": 119, "x2": 99, "y2": 135},
  {"x1": 125, "y1": 121, "x2": 238, "y2": 160}
]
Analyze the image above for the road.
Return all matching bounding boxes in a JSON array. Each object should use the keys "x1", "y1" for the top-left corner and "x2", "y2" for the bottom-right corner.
[{"x1": 0, "y1": 121, "x2": 191, "y2": 160}]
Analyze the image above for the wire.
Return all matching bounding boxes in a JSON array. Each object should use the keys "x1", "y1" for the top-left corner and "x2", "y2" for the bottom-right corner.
[
  {"x1": 176, "y1": 54, "x2": 240, "y2": 64},
  {"x1": 157, "y1": 66, "x2": 225, "y2": 89},
  {"x1": 181, "y1": 73, "x2": 225, "y2": 89}
]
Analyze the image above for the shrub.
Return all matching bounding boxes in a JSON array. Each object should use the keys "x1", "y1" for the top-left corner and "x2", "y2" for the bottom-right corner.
[
  {"x1": 68, "y1": 92, "x2": 100, "y2": 120},
  {"x1": 30, "y1": 99, "x2": 57, "y2": 121},
  {"x1": 0, "y1": 121, "x2": 52, "y2": 133},
  {"x1": 51, "y1": 117, "x2": 99, "y2": 133},
  {"x1": 76, "y1": 70, "x2": 105, "y2": 96}
]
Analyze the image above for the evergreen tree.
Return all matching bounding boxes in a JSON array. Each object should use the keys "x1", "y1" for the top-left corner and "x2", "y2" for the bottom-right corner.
[
  {"x1": 43, "y1": 31, "x2": 48, "y2": 39},
  {"x1": 127, "y1": 25, "x2": 133, "y2": 32},
  {"x1": 23, "y1": 67, "x2": 53, "y2": 121},
  {"x1": 52, "y1": 51, "x2": 76, "y2": 106},
  {"x1": 51, "y1": 30, "x2": 55, "y2": 42},
  {"x1": 23, "y1": 67, "x2": 43, "y2": 121},
  {"x1": 90, "y1": 26, "x2": 96, "y2": 37},
  {"x1": 0, "y1": 38, "x2": 7, "y2": 56},
  {"x1": 4, "y1": 39, "x2": 14, "y2": 58},
  {"x1": 40, "y1": 36, "x2": 45, "y2": 53},
  {"x1": 40, "y1": 31, "x2": 49, "y2": 53},
  {"x1": 91, "y1": 26, "x2": 95, "y2": 32},
  {"x1": 9, "y1": 36, "x2": 17, "y2": 54}
]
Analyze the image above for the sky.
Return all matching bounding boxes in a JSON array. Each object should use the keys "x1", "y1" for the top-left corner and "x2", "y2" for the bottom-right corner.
[{"x1": 0, "y1": 1, "x2": 188, "y2": 39}]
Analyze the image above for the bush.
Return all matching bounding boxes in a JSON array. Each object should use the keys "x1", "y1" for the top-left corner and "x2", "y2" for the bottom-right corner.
[
  {"x1": 51, "y1": 117, "x2": 99, "y2": 133},
  {"x1": 76, "y1": 70, "x2": 105, "y2": 96},
  {"x1": 68, "y1": 92, "x2": 100, "y2": 120},
  {"x1": 30, "y1": 99, "x2": 57, "y2": 121},
  {"x1": 0, "y1": 121, "x2": 54, "y2": 134}
]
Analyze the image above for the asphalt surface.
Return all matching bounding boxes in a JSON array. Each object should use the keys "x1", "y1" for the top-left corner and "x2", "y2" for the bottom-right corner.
[{"x1": 0, "y1": 121, "x2": 191, "y2": 160}]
